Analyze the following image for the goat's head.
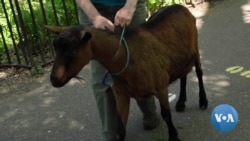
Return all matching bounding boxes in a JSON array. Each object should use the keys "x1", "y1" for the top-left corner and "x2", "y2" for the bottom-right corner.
[{"x1": 45, "y1": 25, "x2": 92, "y2": 87}]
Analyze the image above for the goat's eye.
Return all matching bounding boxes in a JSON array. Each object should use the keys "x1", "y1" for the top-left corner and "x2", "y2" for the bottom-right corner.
[{"x1": 52, "y1": 37, "x2": 79, "y2": 59}]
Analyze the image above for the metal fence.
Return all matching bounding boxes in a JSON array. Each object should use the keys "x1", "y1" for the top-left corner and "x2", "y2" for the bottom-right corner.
[{"x1": 0, "y1": 0, "x2": 79, "y2": 69}]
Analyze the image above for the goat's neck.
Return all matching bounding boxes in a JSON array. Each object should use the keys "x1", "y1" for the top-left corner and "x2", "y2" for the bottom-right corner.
[{"x1": 90, "y1": 29, "x2": 127, "y2": 74}]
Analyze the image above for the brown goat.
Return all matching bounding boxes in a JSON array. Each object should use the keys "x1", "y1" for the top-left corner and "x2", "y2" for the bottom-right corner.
[{"x1": 45, "y1": 4, "x2": 208, "y2": 141}]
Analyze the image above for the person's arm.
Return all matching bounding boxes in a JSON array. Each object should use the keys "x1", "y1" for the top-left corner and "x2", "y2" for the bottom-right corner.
[
  {"x1": 76, "y1": 0, "x2": 114, "y2": 31},
  {"x1": 114, "y1": 0, "x2": 138, "y2": 27}
]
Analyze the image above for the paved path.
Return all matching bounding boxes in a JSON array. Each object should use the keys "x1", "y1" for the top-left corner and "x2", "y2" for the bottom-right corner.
[{"x1": 1, "y1": 0, "x2": 250, "y2": 140}]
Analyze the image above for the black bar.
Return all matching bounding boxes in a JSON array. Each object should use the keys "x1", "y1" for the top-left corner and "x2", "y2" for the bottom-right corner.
[
  {"x1": 39, "y1": 0, "x2": 55, "y2": 57},
  {"x1": 27, "y1": 0, "x2": 46, "y2": 64},
  {"x1": 2, "y1": 0, "x2": 21, "y2": 64},
  {"x1": 62, "y1": 0, "x2": 69, "y2": 25},
  {"x1": 73, "y1": 1, "x2": 79, "y2": 24},
  {"x1": 9, "y1": 0, "x2": 29, "y2": 65},
  {"x1": 51, "y1": 0, "x2": 59, "y2": 26},
  {"x1": 0, "y1": 25, "x2": 11, "y2": 64},
  {"x1": 14, "y1": 0, "x2": 33, "y2": 66}
]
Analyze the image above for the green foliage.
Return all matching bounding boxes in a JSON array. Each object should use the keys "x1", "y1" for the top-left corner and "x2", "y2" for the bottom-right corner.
[
  {"x1": 147, "y1": 0, "x2": 183, "y2": 14},
  {"x1": 0, "y1": 0, "x2": 14, "y2": 51},
  {"x1": 16, "y1": 0, "x2": 78, "y2": 50},
  {"x1": 0, "y1": 0, "x2": 78, "y2": 56},
  {"x1": 30, "y1": 65, "x2": 45, "y2": 76}
]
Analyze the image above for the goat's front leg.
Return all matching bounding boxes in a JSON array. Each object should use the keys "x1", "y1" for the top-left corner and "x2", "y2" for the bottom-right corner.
[
  {"x1": 112, "y1": 82, "x2": 130, "y2": 141},
  {"x1": 156, "y1": 88, "x2": 180, "y2": 141}
]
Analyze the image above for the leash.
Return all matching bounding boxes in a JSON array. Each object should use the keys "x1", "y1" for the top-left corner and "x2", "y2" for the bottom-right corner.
[
  {"x1": 102, "y1": 27, "x2": 130, "y2": 86},
  {"x1": 112, "y1": 27, "x2": 130, "y2": 75},
  {"x1": 119, "y1": 26, "x2": 126, "y2": 44}
]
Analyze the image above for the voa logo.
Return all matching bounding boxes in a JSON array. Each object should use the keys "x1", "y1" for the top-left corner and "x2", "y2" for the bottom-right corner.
[
  {"x1": 211, "y1": 104, "x2": 238, "y2": 132},
  {"x1": 214, "y1": 113, "x2": 235, "y2": 123}
]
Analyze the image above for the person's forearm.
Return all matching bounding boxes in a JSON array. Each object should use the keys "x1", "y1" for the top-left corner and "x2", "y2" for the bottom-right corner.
[{"x1": 76, "y1": 0, "x2": 100, "y2": 23}]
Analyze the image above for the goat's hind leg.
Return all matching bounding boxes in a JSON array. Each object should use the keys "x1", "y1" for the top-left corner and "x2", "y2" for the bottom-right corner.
[
  {"x1": 157, "y1": 88, "x2": 180, "y2": 141},
  {"x1": 175, "y1": 77, "x2": 187, "y2": 112},
  {"x1": 194, "y1": 59, "x2": 208, "y2": 109}
]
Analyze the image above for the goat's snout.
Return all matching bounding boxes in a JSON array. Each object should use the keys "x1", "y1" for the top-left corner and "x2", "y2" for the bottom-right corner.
[{"x1": 50, "y1": 75, "x2": 64, "y2": 87}]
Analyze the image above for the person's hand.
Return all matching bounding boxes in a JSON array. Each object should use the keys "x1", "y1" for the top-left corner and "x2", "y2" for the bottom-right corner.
[
  {"x1": 114, "y1": 6, "x2": 136, "y2": 27},
  {"x1": 92, "y1": 15, "x2": 115, "y2": 31}
]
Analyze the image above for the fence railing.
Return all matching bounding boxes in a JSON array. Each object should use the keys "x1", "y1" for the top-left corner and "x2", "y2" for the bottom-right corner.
[{"x1": 0, "y1": 0, "x2": 79, "y2": 69}]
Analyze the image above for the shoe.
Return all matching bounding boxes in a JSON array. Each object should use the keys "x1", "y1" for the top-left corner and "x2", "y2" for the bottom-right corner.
[{"x1": 143, "y1": 113, "x2": 159, "y2": 130}]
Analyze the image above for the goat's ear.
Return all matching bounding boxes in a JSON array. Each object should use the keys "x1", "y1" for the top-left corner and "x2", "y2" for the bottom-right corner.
[
  {"x1": 80, "y1": 31, "x2": 92, "y2": 41},
  {"x1": 44, "y1": 25, "x2": 64, "y2": 34}
]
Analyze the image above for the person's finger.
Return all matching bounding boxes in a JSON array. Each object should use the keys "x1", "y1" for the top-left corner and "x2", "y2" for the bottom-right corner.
[
  {"x1": 99, "y1": 22, "x2": 114, "y2": 31},
  {"x1": 114, "y1": 16, "x2": 120, "y2": 26},
  {"x1": 124, "y1": 20, "x2": 130, "y2": 26},
  {"x1": 115, "y1": 18, "x2": 128, "y2": 27},
  {"x1": 104, "y1": 24, "x2": 114, "y2": 32},
  {"x1": 106, "y1": 21, "x2": 115, "y2": 31}
]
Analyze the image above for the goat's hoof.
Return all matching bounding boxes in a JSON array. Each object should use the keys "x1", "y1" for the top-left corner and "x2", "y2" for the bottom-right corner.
[
  {"x1": 199, "y1": 99, "x2": 208, "y2": 110},
  {"x1": 169, "y1": 137, "x2": 181, "y2": 141},
  {"x1": 175, "y1": 102, "x2": 185, "y2": 112}
]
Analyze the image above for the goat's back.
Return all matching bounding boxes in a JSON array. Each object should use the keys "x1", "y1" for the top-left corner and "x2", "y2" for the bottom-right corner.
[
  {"x1": 143, "y1": 4, "x2": 197, "y2": 48},
  {"x1": 123, "y1": 5, "x2": 198, "y2": 89},
  {"x1": 144, "y1": 4, "x2": 198, "y2": 77}
]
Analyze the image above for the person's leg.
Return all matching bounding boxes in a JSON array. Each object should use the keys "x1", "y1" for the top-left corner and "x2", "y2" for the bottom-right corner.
[
  {"x1": 127, "y1": 1, "x2": 159, "y2": 130},
  {"x1": 137, "y1": 96, "x2": 159, "y2": 130},
  {"x1": 91, "y1": 61, "x2": 125, "y2": 140},
  {"x1": 97, "y1": 1, "x2": 159, "y2": 130},
  {"x1": 77, "y1": 2, "x2": 158, "y2": 140},
  {"x1": 78, "y1": 7, "x2": 124, "y2": 141}
]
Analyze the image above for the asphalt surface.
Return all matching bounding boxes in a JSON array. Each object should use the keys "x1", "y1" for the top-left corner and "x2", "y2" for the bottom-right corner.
[{"x1": 0, "y1": 0, "x2": 250, "y2": 141}]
